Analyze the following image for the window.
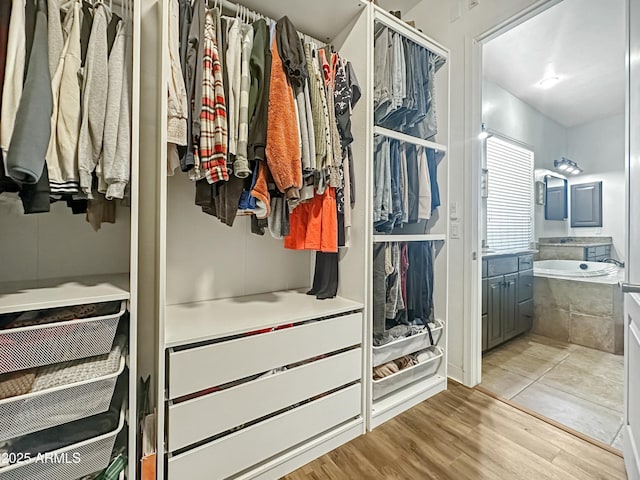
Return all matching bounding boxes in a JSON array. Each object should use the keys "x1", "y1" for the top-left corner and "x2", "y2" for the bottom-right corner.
[{"x1": 486, "y1": 136, "x2": 534, "y2": 251}]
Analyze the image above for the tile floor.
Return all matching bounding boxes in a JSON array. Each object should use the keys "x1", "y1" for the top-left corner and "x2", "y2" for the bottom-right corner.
[{"x1": 481, "y1": 333, "x2": 625, "y2": 449}]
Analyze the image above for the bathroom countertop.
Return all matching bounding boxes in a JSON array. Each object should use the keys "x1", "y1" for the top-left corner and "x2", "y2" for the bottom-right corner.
[{"x1": 482, "y1": 249, "x2": 538, "y2": 259}]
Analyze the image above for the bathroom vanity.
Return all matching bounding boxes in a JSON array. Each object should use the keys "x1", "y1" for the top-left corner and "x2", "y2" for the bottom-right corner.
[
  {"x1": 482, "y1": 251, "x2": 535, "y2": 352},
  {"x1": 537, "y1": 237, "x2": 613, "y2": 262}
]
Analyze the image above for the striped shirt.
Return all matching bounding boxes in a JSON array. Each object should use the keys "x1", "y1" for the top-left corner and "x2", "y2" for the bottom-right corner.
[{"x1": 200, "y1": 10, "x2": 228, "y2": 184}]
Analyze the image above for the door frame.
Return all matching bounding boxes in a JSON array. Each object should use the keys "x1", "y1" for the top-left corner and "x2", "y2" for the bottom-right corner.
[
  {"x1": 624, "y1": 0, "x2": 640, "y2": 475},
  {"x1": 464, "y1": 0, "x2": 564, "y2": 386}
]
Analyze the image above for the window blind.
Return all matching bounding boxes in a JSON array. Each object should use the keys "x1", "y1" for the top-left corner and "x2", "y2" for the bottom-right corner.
[{"x1": 486, "y1": 136, "x2": 534, "y2": 252}]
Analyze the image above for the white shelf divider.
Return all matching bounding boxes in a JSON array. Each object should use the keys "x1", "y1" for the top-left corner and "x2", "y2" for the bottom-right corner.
[
  {"x1": 373, "y1": 234, "x2": 446, "y2": 243},
  {"x1": 165, "y1": 290, "x2": 364, "y2": 348},
  {"x1": 374, "y1": 126, "x2": 448, "y2": 152},
  {"x1": 0, "y1": 273, "x2": 130, "y2": 315}
]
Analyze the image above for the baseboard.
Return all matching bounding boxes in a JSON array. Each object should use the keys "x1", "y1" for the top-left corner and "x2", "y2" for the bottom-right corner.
[{"x1": 447, "y1": 363, "x2": 464, "y2": 383}]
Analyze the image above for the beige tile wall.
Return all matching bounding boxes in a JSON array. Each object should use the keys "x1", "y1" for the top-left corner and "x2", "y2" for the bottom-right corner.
[{"x1": 533, "y1": 277, "x2": 623, "y2": 354}]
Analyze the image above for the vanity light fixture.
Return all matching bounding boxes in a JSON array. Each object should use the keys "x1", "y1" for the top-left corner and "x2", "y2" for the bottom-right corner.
[
  {"x1": 539, "y1": 75, "x2": 561, "y2": 89},
  {"x1": 554, "y1": 157, "x2": 583, "y2": 175},
  {"x1": 479, "y1": 122, "x2": 493, "y2": 140}
]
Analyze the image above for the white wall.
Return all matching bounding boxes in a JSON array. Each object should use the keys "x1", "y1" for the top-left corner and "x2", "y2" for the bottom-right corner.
[
  {"x1": 566, "y1": 114, "x2": 626, "y2": 260},
  {"x1": 484, "y1": 80, "x2": 567, "y2": 169},
  {"x1": 483, "y1": 80, "x2": 568, "y2": 242}
]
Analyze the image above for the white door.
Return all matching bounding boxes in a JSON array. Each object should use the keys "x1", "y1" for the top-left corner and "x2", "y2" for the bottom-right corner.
[{"x1": 623, "y1": 1, "x2": 640, "y2": 478}]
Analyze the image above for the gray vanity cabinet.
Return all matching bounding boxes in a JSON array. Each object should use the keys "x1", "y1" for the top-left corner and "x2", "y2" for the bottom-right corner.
[{"x1": 482, "y1": 254, "x2": 534, "y2": 352}]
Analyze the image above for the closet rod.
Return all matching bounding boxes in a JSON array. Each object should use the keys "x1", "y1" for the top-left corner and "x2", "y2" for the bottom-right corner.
[{"x1": 217, "y1": 0, "x2": 327, "y2": 46}]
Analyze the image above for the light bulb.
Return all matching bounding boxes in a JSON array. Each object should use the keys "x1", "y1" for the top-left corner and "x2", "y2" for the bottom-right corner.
[{"x1": 539, "y1": 76, "x2": 561, "y2": 89}]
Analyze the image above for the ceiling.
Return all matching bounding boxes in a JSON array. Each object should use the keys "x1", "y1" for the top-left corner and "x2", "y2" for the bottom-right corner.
[{"x1": 483, "y1": 0, "x2": 625, "y2": 128}]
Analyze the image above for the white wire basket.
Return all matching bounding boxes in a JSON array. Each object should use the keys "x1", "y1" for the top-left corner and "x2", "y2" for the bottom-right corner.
[
  {"x1": 0, "y1": 357, "x2": 125, "y2": 442},
  {"x1": 372, "y1": 320, "x2": 444, "y2": 367},
  {"x1": 0, "y1": 301, "x2": 126, "y2": 375},
  {"x1": 0, "y1": 412, "x2": 125, "y2": 480},
  {"x1": 372, "y1": 347, "x2": 444, "y2": 400}
]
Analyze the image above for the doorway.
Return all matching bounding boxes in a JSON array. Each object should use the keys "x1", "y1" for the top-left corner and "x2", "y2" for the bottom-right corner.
[{"x1": 475, "y1": 0, "x2": 627, "y2": 450}]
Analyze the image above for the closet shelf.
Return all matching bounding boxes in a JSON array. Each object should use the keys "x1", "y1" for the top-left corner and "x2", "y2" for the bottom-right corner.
[
  {"x1": 374, "y1": 126, "x2": 448, "y2": 153},
  {"x1": 373, "y1": 5, "x2": 449, "y2": 59},
  {"x1": 0, "y1": 274, "x2": 130, "y2": 315},
  {"x1": 165, "y1": 290, "x2": 364, "y2": 348},
  {"x1": 373, "y1": 234, "x2": 446, "y2": 243},
  {"x1": 227, "y1": 0, "x2": 366, "y2": 41}
]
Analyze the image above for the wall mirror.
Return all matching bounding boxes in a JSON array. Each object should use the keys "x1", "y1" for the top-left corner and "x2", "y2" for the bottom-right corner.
[{"x1": 545, "y1": 175, "x2": 568, "y2": 220}]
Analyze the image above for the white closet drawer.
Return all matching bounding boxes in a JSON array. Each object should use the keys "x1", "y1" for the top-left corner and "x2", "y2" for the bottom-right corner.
[
  {"x1": 373, "y1": 321, "x2": 444, "y2": 367},
  {"x1": 167, "y1": 348, "x2": 362, "y2": 452},
  {"x1": 167, "y1": 384, "x2": 361, "y2": 480},
  {"x1": 168, "y1": 313, "x2": 362, "y2": 399}
]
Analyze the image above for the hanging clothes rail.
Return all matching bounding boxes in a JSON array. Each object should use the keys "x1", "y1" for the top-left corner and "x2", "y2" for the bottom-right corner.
[{"x1": 217, "y1": 0, "x2": 326, "y2": 46}]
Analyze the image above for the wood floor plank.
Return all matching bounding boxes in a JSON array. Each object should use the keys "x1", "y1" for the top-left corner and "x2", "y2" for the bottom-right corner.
[{"x1": 281, "y1": 382, "x2": 627, "y2": 480}]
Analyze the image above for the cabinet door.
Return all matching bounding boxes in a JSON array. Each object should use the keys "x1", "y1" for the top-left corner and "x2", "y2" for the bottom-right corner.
[
  {"x1": 482, "y1": 278, "x2": 488, "y2": 315},
  {"x1": 482, "y1": 314, "x2": 488, "y2": 352},
  {"x1": 518, "y1": 299, "x2": 534, "y2": 335},
  {"x1": 487, "y1": 277, "x2": 504, "y2": 349},
  {"x1": 517, "y1": 269, "x2": 533, "y2": 303},
  {"x1": 502, "y1": 273, "x2": 519, "y2": 341}
]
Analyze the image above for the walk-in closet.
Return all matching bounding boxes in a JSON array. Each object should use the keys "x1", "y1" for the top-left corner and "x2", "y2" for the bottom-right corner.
[
  {"x1": 0, "y1": 0, "x2": 451, "y2": 478},
  {"x1": 0, "y1": 0, "x2": 140, "y2": 479}
]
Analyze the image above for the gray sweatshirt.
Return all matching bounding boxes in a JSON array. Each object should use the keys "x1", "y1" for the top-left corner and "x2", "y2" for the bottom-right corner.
[
  {"x1": 78, "y1": 2, "x2": 110, "y2": 196},
  {"x1": 5, "y1": 0, "x2": 52, "y2": 185},
  {"x1": 1, "y1": 0, "x2": 26, "y2": 157},
  {"x1": 102, "y1": 20, "x2": 131, "y2": 200},
  {"x1": 99, "y1": 19, "x2": 124, "y2": 196}
]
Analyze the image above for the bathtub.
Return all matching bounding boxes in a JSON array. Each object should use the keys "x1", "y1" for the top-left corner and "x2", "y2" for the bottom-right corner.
[
  {"x1": 534, "y1": 259, "x2": 619, "y2": 280},
  {"x1": 533, "y1": 259, "x2": 623, "y2": 353}
]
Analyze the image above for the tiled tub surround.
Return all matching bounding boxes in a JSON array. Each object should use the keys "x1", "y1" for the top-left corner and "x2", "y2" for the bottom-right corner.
[
  {"x1": 537, "y1": 237, "x2": 613, "y2": 262},
  {"x1": 533, "y1": 268, "x2": 623, "y2": 354}
]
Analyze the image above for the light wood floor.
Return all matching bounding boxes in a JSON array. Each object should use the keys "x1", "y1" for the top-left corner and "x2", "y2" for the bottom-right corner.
[{"x1": 282, "y1": 381, "x2": 627, "y2": 480}]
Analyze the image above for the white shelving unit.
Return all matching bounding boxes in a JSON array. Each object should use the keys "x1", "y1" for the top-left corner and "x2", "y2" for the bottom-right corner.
[
  {"x1": 139, "y1": 1, "x2": 370, "y2": 479},
  {"x1": 366, "y1": 4, "x2": 451, "y2": 430},
  {"x1": 136, "y1": 0, "x2": 450, "y2": 476},
  {"x1": 0, "y1": 0, "x2": 141, "y2": 476}
]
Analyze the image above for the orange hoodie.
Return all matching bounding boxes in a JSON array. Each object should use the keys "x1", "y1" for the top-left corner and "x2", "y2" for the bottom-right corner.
[{"x1": 265, "y1": 35, "x2": 302, "y2": 202}]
